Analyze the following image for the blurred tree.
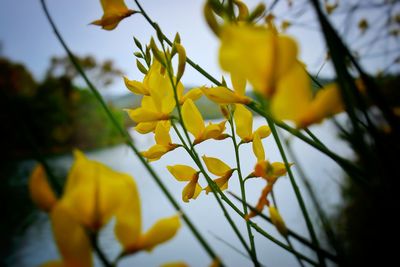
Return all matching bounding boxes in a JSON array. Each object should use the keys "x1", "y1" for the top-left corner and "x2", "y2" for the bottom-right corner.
[{"x1": 46, "y1": 54, "x2": 123, "y2": 89}]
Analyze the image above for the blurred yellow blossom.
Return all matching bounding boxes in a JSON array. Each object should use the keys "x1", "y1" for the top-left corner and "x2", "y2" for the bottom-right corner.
[
  {"x1": 30, "y1": 150, "x2": 181, "y2": 266},
  {"x1": 29, "y1": 164, "x2": 57, "y2": 213},
  {"x1": 219, "y1": 24, "x2": 298, "y2": 97},
  {"x1": 91, "y1": 0, "x2": 136, "y2": 30}
]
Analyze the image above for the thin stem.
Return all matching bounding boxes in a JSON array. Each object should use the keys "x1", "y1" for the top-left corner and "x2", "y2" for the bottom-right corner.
[
  {"x1": 284, "y1": 137, "x2": 347, "y2": 265},
  {"x1": 228, "y1": 115, "x2": 259, "y2": 266},
  {"x1": 171, "y1": 122, "x2": 254, "y2": 264},
  {"x1": 40, "y1": 0, "x2": 220, "y2": 261},
  {"x1": 229, "y1": 192, "x2": 338, "y2": 263},
  {"x1": 286, "y1": 237, "x2": 306, "y2": 267},
  {"x1": 266, "y1": 114, "x2": 326, "y2": 267},
  {"x1": 88, "y1": 232, "x2": 113, "y2": 267}
]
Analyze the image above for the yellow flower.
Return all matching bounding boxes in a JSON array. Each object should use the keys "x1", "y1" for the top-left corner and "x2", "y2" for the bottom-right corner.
[
  {"x1": 247, "y1": 134, "x2": 289, "y2": 219},
  {"x1": 270, "y1": 63, "x2": 343, "y2": 128},
  {"x1": 201, "y1": 74, "x2": 251, "y2": 105},
  {"x1": 234, "y1": 104, "x2": 271, "y2": 143},
  {"x1": 167, "y1": 165, "x2": 202, "y2": 202},
  {"x1": 31, "y1": 150, "x2": 181, "y2": 266},
  {"x1": 28, "y1": 164, "x2": 57, "y2": 213},
  {"x1": 182, "y1": 99, "x2": 228, "y2": 145},
  {"x1": 218, "y1": 23, "x2": 343, "y2": 128},
  {"x1": 219, "y1": 24, "x2": 298, "y2": 96},
  {"x1": 141, "y1": 122, "x2": 179, "y2": 161},
  {"x1": 202, "y1": 156, "x2": 234, "y2": 193},
  {"x1": 125, "y1": 60, "x2": 182, "y2": 126},
  {"x1": 91, "y1": 0, "x2": 136, "y2": 30}
]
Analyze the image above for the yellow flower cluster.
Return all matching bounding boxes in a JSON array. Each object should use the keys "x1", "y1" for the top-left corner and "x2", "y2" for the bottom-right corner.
[{"x1": 29, "y1": 151, "x2": 180, "y2": 266}]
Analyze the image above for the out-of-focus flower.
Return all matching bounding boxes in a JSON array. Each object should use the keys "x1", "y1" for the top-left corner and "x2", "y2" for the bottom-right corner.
[
  {"x1": 91, "y1": 0, "x2": 137, "y2": 30},
  {"x1": 219, "y1": 24, "x2": 298, "y2": 97},
  {"x1": 202, "y1": 156, "x2": 234, "y2": 193},
  {"x1": 167, "y1": 165, "x2": 202, "y2": 202},
  {"x1": 29, "y1": 164, "x2": 57, "y2": 212},
  {"x1": 182, "y1": 99, "x2": 228, "y2": 145},
  {"x1": 29, "y1": 150, "x2": 181, "y2": 266}
]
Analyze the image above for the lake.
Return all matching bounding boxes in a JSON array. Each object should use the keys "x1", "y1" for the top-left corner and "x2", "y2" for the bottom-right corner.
[{"x1": 7, "y1": 117, "x2": 352, "y2": 267}]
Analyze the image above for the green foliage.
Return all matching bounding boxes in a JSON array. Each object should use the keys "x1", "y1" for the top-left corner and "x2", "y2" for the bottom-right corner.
[{"x1": 0, "y1": 57, "x2": 125, "y2": 159}]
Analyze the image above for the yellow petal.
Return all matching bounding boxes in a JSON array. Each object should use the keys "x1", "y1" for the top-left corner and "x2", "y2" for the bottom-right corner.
[
  {"x1": 50, "y1": 203, "x2": 92, "y2": 267},
  {"x1": 114, "y1": 176, "x2": 142, "y2": 251},
  {"x1": 124, "y1": 77, "x2": 149, "y2": 95},
  {"x1": 141, "y1": 95, "x2": 157, "y2": 111},
  {"x1": 141, "y1": 144, "x2": 170, "y2": 161},
  {"x1": 167, "y1": 165, "x2": 198, "y2": 182},
  {"x1": 254, "y1": 125, "x2": 271, "y2": 139},
  {"x1": 298, "y1": 83, "x2": 343, "y2": 128},
  {"x1": 234, "y1": 104, "x2": 253, "y2": 141},
  {"x1": 181, "y1": 87, "x2": 203, "y2": 103},
  {"x1": 137, "y1": 215, "x2": 181, "y2": 251},
  {"x1": 205, "y1": 170, "x2": 233, "y2": 194},
  {"x1": 201, "y1": 86, "x2": 250, "y2": 104},
  {"x1": 252, "y1": 133, "x2": 265, "y2": 162},
  {"x1": 145, "y1": 61, "x2": 177, "y2": 115},
  {"x1": 63, "y1": 150, "x2": 138, "y2": 230},
  {"x1": 269, "y1": 206, "x2": 288, "y2": 236},
  {"x1": 270, "y1": 62, "x2": 312, "y2": 122},
  {"x1": 125, "y1": 108, "x2": 168, "y2": 123},
  {"x1": 202, "y1": 156, "x2": 231, "y2": 176},
  {"x1": 29, "y1": 164, "x2": 57, "y2": 212},
  {"x1": 181, "y1": 99, "x2": 205, "y2": 139},
  {"x1": 231, "y1": 74, "x2": 246, "y2": 96},
  {"x1": 219, "y1": 24, "x2": 298, "y2": 96},
  {"x1": 271, "y1": 162, "x2": 289, "y2": 177},
  {"x1": 182, "y1": 179, "x2": 202, "y2": 202},
  {"x1": 135, "y1": 122, "x2": 157, "y2": 134},
  {"x1": 91, "y1": 0, "x2": 135, "y2": 30},
  {"x1": 155, "y1": 122, "x2": 172, "y2": 146},
  {"x1": 202, "y1": 123, "x2": 223, "y2": 140}
]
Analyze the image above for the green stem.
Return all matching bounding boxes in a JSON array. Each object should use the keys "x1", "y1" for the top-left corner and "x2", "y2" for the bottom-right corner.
[
  {"x1": 171, "y1": 122, "x2": 254, "y2": 264},
  {"x1": 229, "y1": 192, "x2": 338, "y2": 263},
  {"x1": 40, "y1": 0, "x2": 220, "y2": 261},
  {"x1": 228, "y1": 115, "x2": 259, "y2": 266},
  {"x1": 88, "y1": 232, "x2": 113, "y2": 267},
  {"x1": 284, "y1": 137, "x2": 346, "y2": 265},
  {"x1": 265, "y1": 114, "x2": 326, "y2": 267}
]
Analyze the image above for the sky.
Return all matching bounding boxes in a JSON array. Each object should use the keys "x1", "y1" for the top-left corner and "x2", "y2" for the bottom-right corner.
[{"x1": 2, "y1": 0, "x2": 397, "y2": 97}]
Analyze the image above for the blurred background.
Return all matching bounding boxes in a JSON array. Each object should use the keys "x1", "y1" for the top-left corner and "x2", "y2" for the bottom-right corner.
[{"x1": 1, "y1": 0, "x2": 399, "y2": 266}]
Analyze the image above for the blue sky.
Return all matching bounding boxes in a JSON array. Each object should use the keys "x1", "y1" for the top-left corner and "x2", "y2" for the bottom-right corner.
[{"x1": 0, "y1": 0, "x2": 397, "y2": 96}]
